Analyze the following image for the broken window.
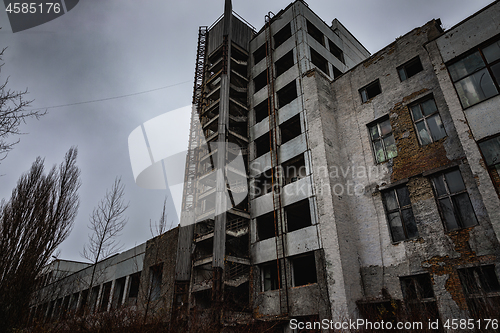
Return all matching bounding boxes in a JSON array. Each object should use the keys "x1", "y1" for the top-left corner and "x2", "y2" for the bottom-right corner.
[
  {"x1": 286, "y1": 199, "x2": 312, "y2": 232},
  {"x1": 310, "y1": 47, "x2": 329, "y2": 76},
  {"x1": 306, "y1": 19, "x2": 325, "y2": 46},
  {"x1": 275, "y1": 50, "x2": 294, "y2": 77},
  {"x1": 253, "y1": 69, "x2": 268, "y2": 93},
  {"x1": 397, "y1": 56, "x2": 423, "y2": 81},
  {"x1": 332, "y1": 65, "x2": 342, "y2": 79},
  {"x1": 360, "y1": 79, "x2": 382, "y2": 103},
  {"x1": 273, "y1": 23, "x2": 292, "y2": 48},
  {"x1": 256, "y1": 211, "x2": 276, "y2": 241},
  {"x1": 400, "y1": 273, "x2": 440, "y2": 323},
  {"x1": 128, "y1": 272, "x2": 141, "y2": 301},
  {"x1": 458, "y1": 265, "x2": 500, "y2": 319},
  {"x1": 280, "y1": 114, "x2": 301, "y2": 144},
  {"x1": 282, "y1": 154, "x2": 306, "y2": 185},
  {"x1": 89, "y1": 285, "x2": 100, "y2": 313},
  {"x1": 254, "y1": 168, "x2": 273, "y2": 198},
  {"x1": 382, "y1": 186, "x2": 418, "y2": 242},
  {"x1": 292, "y1": 253, "x2": 317, "y2": 286},
  {"x1": 99, "y1": 282, "x2": 112, "y2": 312},
  {"x1": 478, "y1": 135, "x2": 500, "y2": 194},
  {"x1": 328, "y1": 39, "x2": 344, "y2": 64},
  {"x1": 277, "y1": 80, "x2": 297, "y2": 108},
  {"x1": 255, "y1": 132, "x2": 271, "y2": 158},
  {"x1": 253, "y1": 43, "x2": 267, "y2": 65},
  {"x1": 447, "y1": 38, "x2": 500, "y2": 108},
  {"x1": 431, "y1": 169, "x2": 478, "y2": 231},
  {"x1": 149, "y1": 263, "x2": 163, "y2": 301},
  {"x1": 261, "y1": 261, "x2": 280, "y2": 291},
  {"x1": 368, "y1": 117, "x2": 397, "y2": 163},
  {"x1": 254, "y1": 98, "x2": 270, "y2": 124},
  {"x1": 111, "y1": 277, "x2": 126, "y2": 309},
  {"x1": 410, "y1": 96, "x2": 446, "y2": 145}
]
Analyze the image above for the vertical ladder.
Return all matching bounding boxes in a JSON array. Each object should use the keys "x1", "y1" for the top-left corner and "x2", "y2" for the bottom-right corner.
[{"x1": 264, "y1": 12, "x2": 289, "y2": 317}]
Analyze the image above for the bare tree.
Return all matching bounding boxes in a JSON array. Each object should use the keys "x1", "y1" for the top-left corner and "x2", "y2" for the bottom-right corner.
[
  {"x1": 0, "y1": 46, "x2": 45, "y2": 161},
  {"x1": 82, "y1": 177, "x2": 129, "y2": 313},
  {"x1": 0, "y1": 147, "x2": 81, "y2": 331}
]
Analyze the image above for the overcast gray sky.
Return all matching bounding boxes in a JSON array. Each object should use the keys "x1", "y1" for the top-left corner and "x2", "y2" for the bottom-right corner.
[{"x1": 0, "y1": 0, "x2": 495, "y2": 262}]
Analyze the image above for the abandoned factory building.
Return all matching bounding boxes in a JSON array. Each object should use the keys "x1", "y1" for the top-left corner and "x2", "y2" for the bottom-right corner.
[{"x1": 30, "y1": 0, "x2": 500, "y2": 331}]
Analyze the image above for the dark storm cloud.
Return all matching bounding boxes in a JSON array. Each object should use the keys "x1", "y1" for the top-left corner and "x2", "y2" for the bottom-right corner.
[{"x1": 0, "y1": 0, "x2": 494, "y2": 261}]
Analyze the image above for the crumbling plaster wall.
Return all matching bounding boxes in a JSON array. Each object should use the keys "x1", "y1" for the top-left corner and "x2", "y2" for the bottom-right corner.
[{"x1": 310, "y1": 17, "x2": 500, "y2": 319}]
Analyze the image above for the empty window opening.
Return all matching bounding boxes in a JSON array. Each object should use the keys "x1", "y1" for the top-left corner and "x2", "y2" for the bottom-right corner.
[
  {"x1": 360, "y1": 79, "x2": 382, "y2": 103},
  {"x1": 257, "y1": 211, "x2": 276, "y2": 241},
  {"x1": 253, "y1": 43, "x2": 267, "y2": 65},
  {"x1": 277, "y1": 80, "x2": 297, "y2": 108},
  {"x1": 254, "y1": 69, "x2": 268, "y2": 93},
  {"x1": 78, "y1": 290, "x2": 89, "y2": 315},
  {"x1": 99, "y1": 282, "x2": 112, "y2": 312},
  {"x1": 382, "y1": 186, "x2": 418, "y2": 242},
  {"x1": 128, "y1": 272, "x2": 141, "y2": 300},
  {"x1": 410, "y1": 96, "x2": 446, "y2": 145},
  {"x1": 282, "y1": 154, "x2": 306, "y2": 185},
  {"x1": 280, "y1": 114, "x2": 301, "y2": 144},
  {"x1": 255, "y1": 133, "x2": 271, "y2": 158},
  {"x1": 112, "y1": 277, "x2": 126, "y2": 309},
  {"x1": 275, "y1": 50, "x2": 294, "y2": 77},
  {"x1": 398, "y1": 56, "x2": 423, "y2": 81},
  {"x1": 193, "y1": 289, "x2": 211, "y2": 309},
  {"x1": 274, "y1": 23, "x2": 292, "y2": 48},
  {"x1": 292, "y1": 253, "x2": 317, "y2": 286},
  {"x1": 400, "y1": 274, "x2": 440, "y2": 323},
  {"x1": 89, "y1": 285, "x2": 100, "y2": 313},
  {"x1": 368, "y1": 117, "x2": 397, "y2": 163},
  {"x1": 478, "y1": 135, "x2": 500, "y2": 195},
  {"x1": 262, "y1": 261, "x2": 280, "y2": 291},
  {"x1": 46, "y1": 300, "x2": 55, "y2": 322},
  {"x1": 254, "y1": 168, "x2": 273, "y2": 198},
  {"x1": 306, "y1": 20, "x2": 325, "y2": 46},
  {"x1": 286, "y1": 199, "x2": 312, "y2": 232},
  {"x1": 328, "y1": 39, "x2": 344, "y2": 64},
  {"x1": 332, "y1": 65, "x2": 342, "y2": 79},
  {"x1": 61, "y1": 295, "x2": 70, "y2": 319},
  {"x1": 149, "y1": 264, "x2": 163, "y2": 301},
  {"x1": 431, "y1": 169, "x2": 478, "y2": 231},
  {"x1": 254, "y1": 98, "x2": 270, "y2": 124},
  {"x1": 458, "y1": 265, "x2": 500, "y2": 319},
  {"x1": 310, "y1": 48, "x2": 330, "y2": 76}
]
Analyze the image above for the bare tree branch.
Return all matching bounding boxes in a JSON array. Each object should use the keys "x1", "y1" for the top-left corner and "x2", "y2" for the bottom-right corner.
[{"x1": 0, "y1": 147, "x2": 81, "y2": 330}]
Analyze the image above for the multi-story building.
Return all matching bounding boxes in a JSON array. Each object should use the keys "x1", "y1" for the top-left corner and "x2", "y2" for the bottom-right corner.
[{"x1": 29, "y1": 1, "x2": 500, "y2": 331}]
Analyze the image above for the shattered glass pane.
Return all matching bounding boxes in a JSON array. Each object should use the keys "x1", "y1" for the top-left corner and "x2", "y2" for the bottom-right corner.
[
  {"x1": 416, "y1": 121, "x2": 432, "y2": 145},
  {"x1": 379, "y1": 119, "x2": 392, "y2": 136},
  {"x1": 448, "y1": 51, "x2": 485, "y2": 81},
  {"x1": 454, "y1": 68, "x2": 498, "y2": 108},
  {"x1": 374, "y1": 140, "x2": 385, "y2": 163},
  {"x1": 369, "y1": 124, "x2": 379, "y2": 140},
  {"x1": 384, "y1": 135, "x2": 398, "y2": 159},
  {"x1": 428, "y1": 114, "x2": 446, "y2": 141},
  {"x1": 445, "y1": 169, "x2": 466, "y2": 193}
]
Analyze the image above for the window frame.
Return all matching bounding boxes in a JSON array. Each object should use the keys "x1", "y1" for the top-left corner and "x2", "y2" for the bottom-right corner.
[
  {"x1": 409, "y1": 95, "x2": 447, "y2": 146},
  {"x1": 397, "y1": 56, "x2": 424, "y2": 81},
  {"x1": 261, "y1": 261, "x2": 280, "y2": 292},
  {"x1": 381, "y1": 185, "x2": 419, "y2": 242},
  {"x1": 478, "y1": 135, "x2": 500, "y2": 196},
  {"x1": 368, "y1": 117, "x2": 397, "y2": 163},
  {"x1": 447, "y1": 37, "x2": 500, "y2": 109},
  {"x1": 359, "y1": 79, "x2": 382, "y2": 103},
  {"x1": 430, "y1": 169, "x2": 478, "y2": 232}
]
